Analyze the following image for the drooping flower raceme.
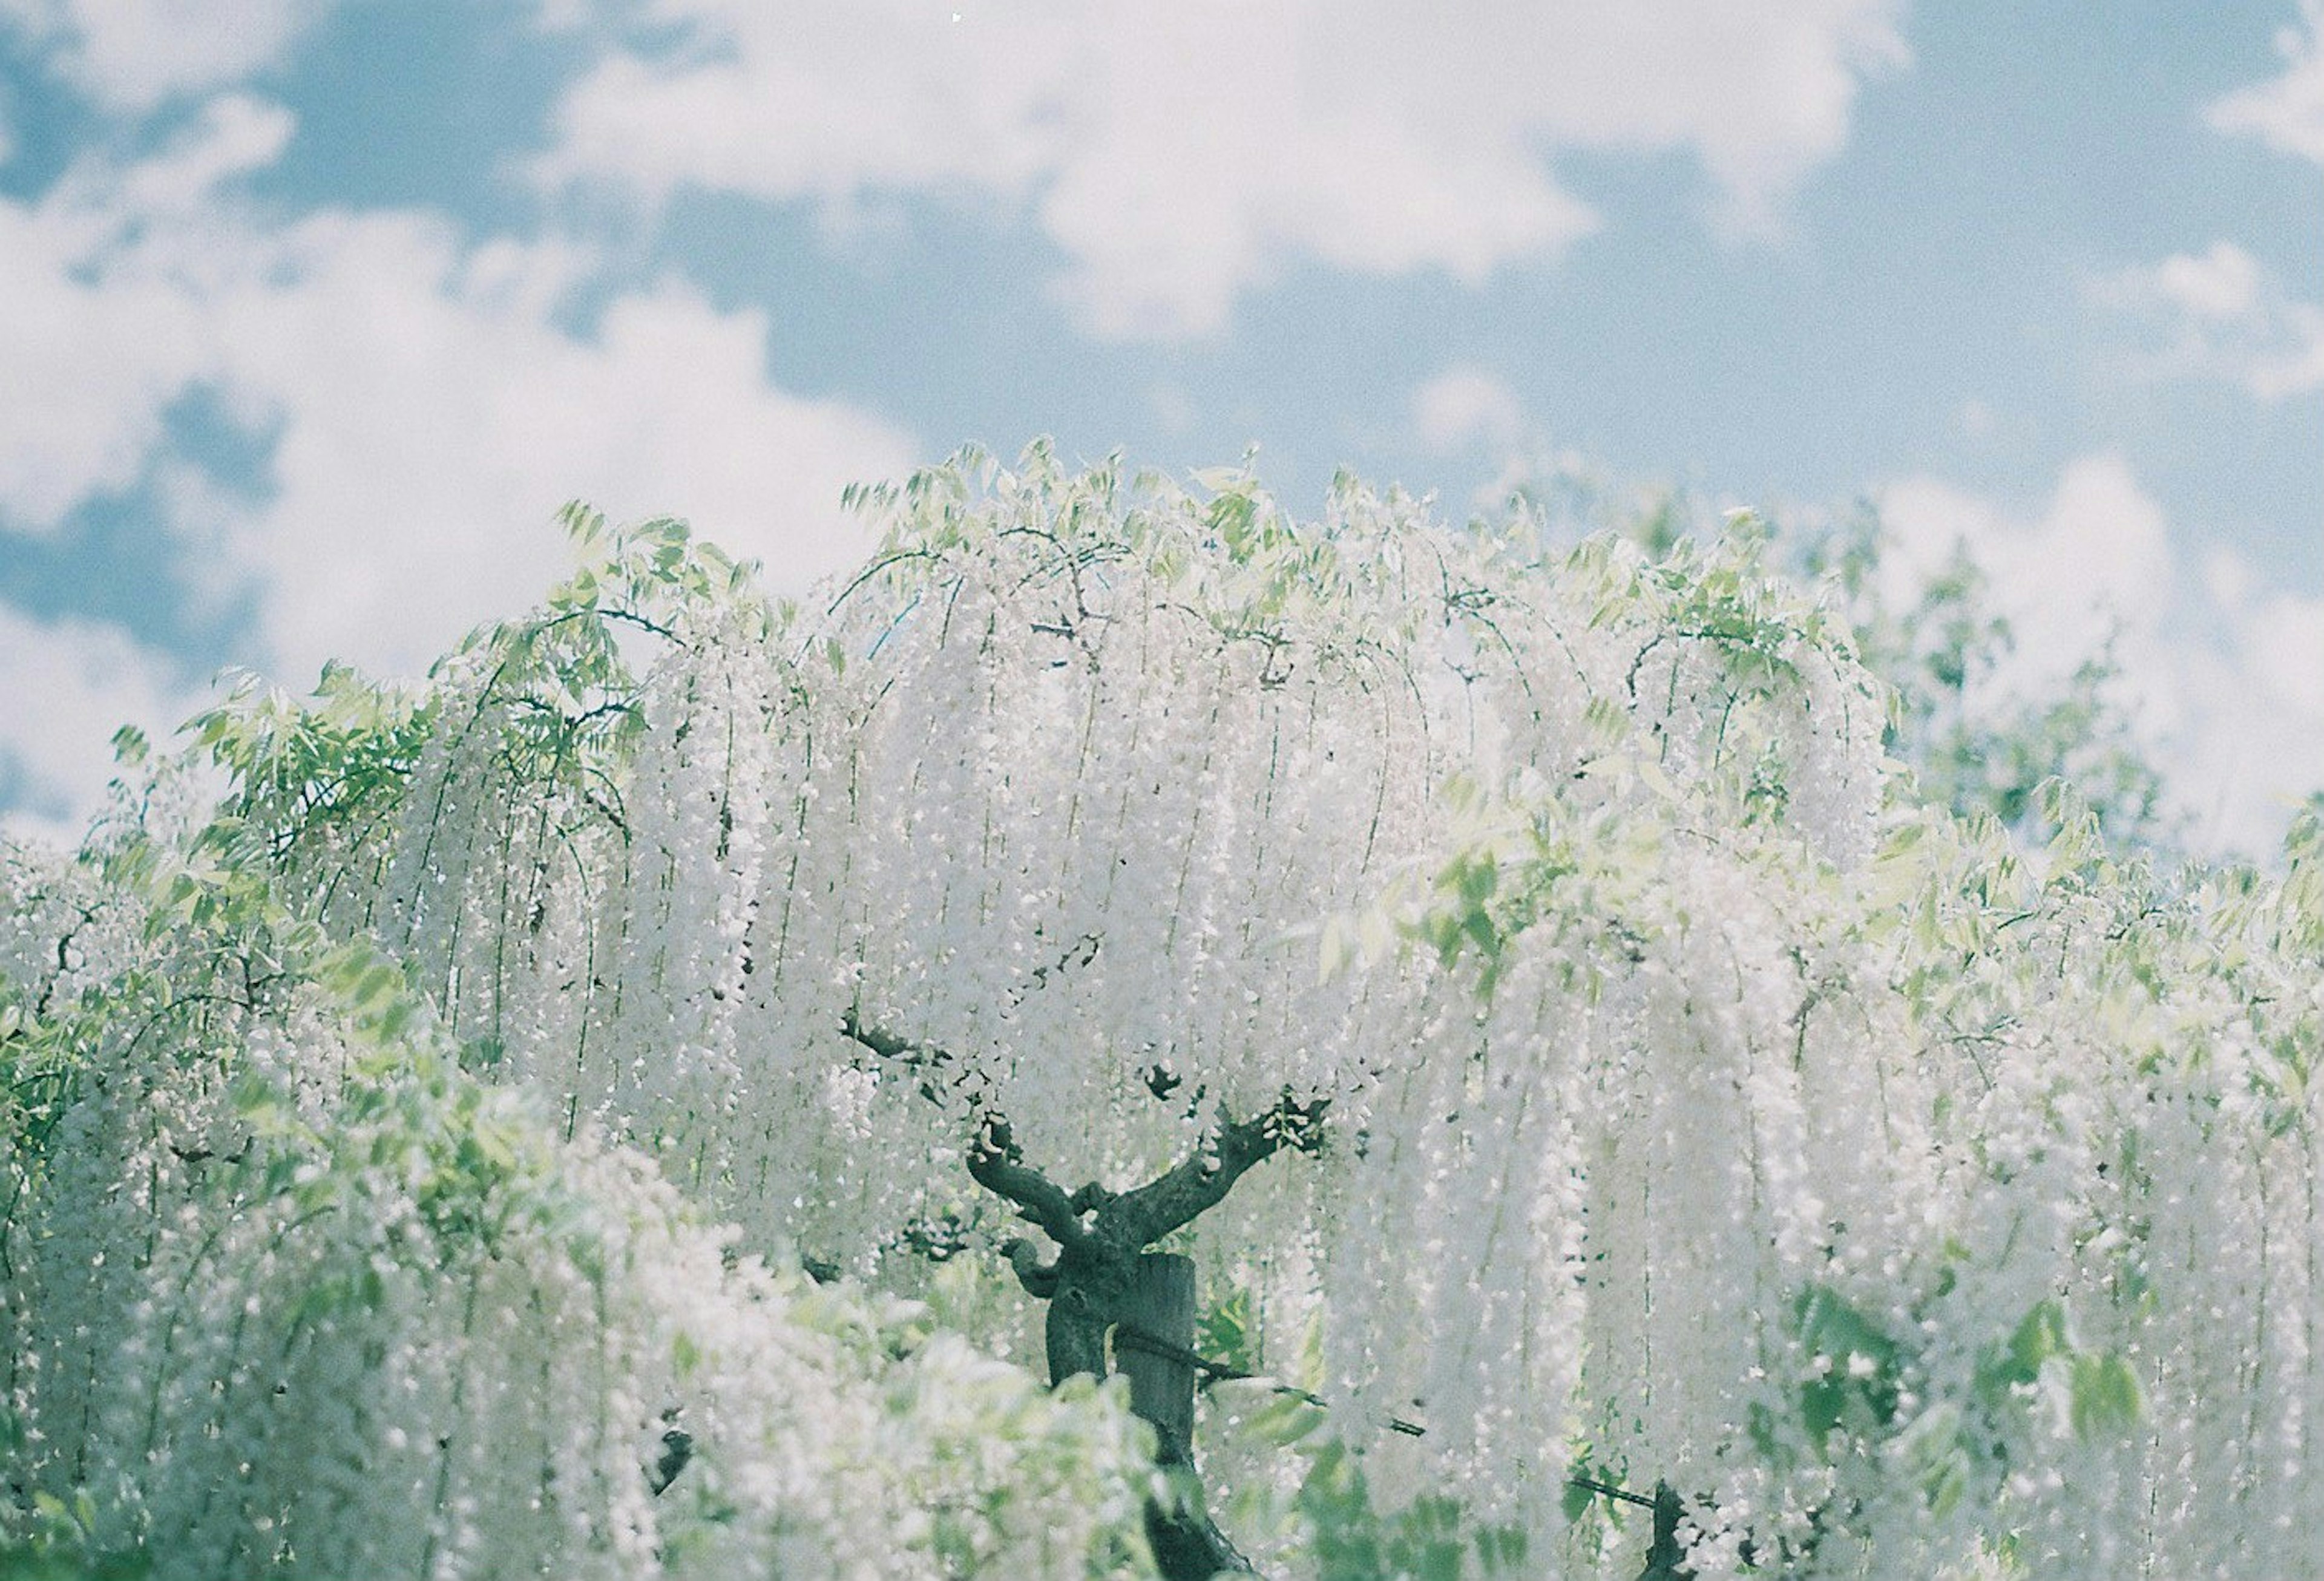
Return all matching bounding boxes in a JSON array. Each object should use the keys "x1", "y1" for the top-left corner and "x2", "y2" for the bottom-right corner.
[
  {"x1": 6, "y1": 449, "x2": 2319, "y2": 1578},
  {"x1": 1, "y1": 843, "x2": 1157, "y2": 1580}
]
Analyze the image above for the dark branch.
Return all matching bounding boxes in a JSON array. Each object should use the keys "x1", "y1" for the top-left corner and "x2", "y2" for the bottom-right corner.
[
  {"x1": 842, "y1": 1013, "x2": 1334, "y2": 1265},
  {"x1": 1100, "y1": 1094, "x2": 1328, "y2": 1248},
  {"x1": 1113, "y1": 1320, "x2": 1426, "y2": 1438},
  {"x1": 1566, "y1": 1474, "x2": 1660, "y2": 1511},
  {"x1": 645, "y1": 1416, "x2": 692, "y2": 1496},
  {"x1": 837, "y1": 1010, "x2": 930, "y2": 1065},
  {"x1": 966, "y1": 1115, "x2": 1090, "y2": 1252},
  {"x1": 1002, "y1": 1237, "x2": 1062, "y2": 1298}
]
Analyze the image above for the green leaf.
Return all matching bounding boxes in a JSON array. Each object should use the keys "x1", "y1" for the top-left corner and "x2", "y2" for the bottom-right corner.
[
  {"x1": 2067, "y1": 1352, "x2": 2144, "y2": 1439},
  {"x1": 1196, "y1": 1285, "x2": 1258, "y2": 1375},
  {"x1": 1318, "y1": 914, "x2": 1352, "y2": 982},
  {"x1": 2004, "y1": 1298, "x2": 2070, "y2": 1384}
]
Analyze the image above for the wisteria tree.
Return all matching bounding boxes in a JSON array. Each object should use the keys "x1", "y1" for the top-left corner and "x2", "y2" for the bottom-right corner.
[{"x1": 4, "y1": 448, "x2": 2320, "y2": 1580}]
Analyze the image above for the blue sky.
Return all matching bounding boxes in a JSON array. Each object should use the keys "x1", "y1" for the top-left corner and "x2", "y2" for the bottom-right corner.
[{"x1": 1, "y1": 1, "x2": 2319, "y2": 849}]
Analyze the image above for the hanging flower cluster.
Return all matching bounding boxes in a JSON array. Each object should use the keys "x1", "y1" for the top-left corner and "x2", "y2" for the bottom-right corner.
[
  {"x1": 5, "y1": 445, "x2": 2319, "y2": 1577},
  {"x1": 1, "y1": 844, "x2": 1155, "y2": 1580}
]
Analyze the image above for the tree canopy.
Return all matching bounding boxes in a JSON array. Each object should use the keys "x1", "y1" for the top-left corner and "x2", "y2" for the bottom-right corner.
[{"x1": 5, "y1": 447, "x2": 2320, "y2": 1579}]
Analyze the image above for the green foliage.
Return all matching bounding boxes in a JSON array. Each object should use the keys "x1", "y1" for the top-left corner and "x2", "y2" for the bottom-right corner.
[
  {"x1": 1206, "y1": 1320, "x2": 1530, "y2": 1581},
  {"x1": 1233, "y1": 1418, "x2": 1531, "y2": 1581},
  {"x1": 1403, "y1": 785, "x2": 1666, "y2": 1004},
  {"x1": 189, "y1": 661, "x2": 438, "y2": 865},
  {"x1": 1195, "y1": 1285, "x2": 1261, "y2": 1377},
  {"x1": 1506, "y1": 469, "x2": 2177, "y2": 852},
  {"x1": 0, "y1": 1490, "x2": 149, "y2": 1581},
  {"x1": 1793, "y1": 1284, "x2": 1906, "y2": 1443},
  {"x1": 553, "y1": 502, "x2": 760, "y2": 616},
  {"x1": 1751, "y1": 1278, "x2": 2148, "y2": 1527},
  {"x1": 1804, "y1": 522, "x2": 2172, "y2": 850},
  {"x1": 1293, "y1": 1442, "x2": 1521, "y2": 1581}
]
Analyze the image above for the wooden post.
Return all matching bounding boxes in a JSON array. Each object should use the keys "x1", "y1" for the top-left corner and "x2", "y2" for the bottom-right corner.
[
  {"x1": 1115, "y1": 1253, "x2": 1249, "y2": 1577},
  {"x1": 1116, "y1": 1252, "x2": 1197, "y2": 1466}
]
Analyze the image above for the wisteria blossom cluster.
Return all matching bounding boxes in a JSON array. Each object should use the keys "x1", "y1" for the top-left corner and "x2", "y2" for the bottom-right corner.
[
  {"x1": 1, "y1": 839, "x2": 1156, "y2": 1580},
  {"x1": 5, "y1": 447, "x2": 2320, "y2": 1577}
]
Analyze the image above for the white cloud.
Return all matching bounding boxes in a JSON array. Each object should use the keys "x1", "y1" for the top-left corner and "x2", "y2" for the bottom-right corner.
[
  {"x1": 2131, "y1": 240, "x2": 2262, "y2": 321},
  {"x1": 2209, "y1": 0, "x2": 2324, "y2": 166},
  {"x1": 1880, "y1": 454, "x2": 2324, "y2": 855},
  {"x1": 0, "y1": 94, "x2": 918, "y2": 833},
  {"x1": 205, "y1": 217, "x2": 917, "y2": 679},
  {"x1": 122, "y1": 91, "x2": 295, "y2": 206},
  {"x1": 2103, "y1": 5, "x2": 2324, "y2": 404},
  {"x1": 1411, "y1": 367, "x2": 1526, "y2": 456},
  {"x1": 539, "y1": 0, "x2": 1906, "y2": 339},
  {"x1": 0, "y1": 605, "x2": 208, "y2": 843},
  {"x1": 1880, "y1": 454, "x2": 2170, "y2": 676},
  {"x1": 0, "y1": 97, "x2": 307, "y2": 533},
  {"x1": 2098, "y1": 242, "x2": 2324, "y2": 402},
  {"x1": 2087, "y1": 12, "x2": 2324, "y2": 418},
  {"x1": 0, "y1": 0, "x2": 325, "y2": 110}
]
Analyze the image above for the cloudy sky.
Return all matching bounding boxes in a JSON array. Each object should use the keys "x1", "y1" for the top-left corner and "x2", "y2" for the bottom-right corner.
[{"x1": 1, "y1": 1, "x2": 2319, "y2": 851}]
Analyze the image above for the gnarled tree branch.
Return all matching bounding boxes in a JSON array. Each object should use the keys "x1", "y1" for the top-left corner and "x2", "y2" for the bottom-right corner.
[
  {"x1": 967, "y1": 1114, "x2": 1092, "y2": 1253},
  {"x1": 1098, "y1": 1093, "x2": 1327, "y2": 1248}
]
